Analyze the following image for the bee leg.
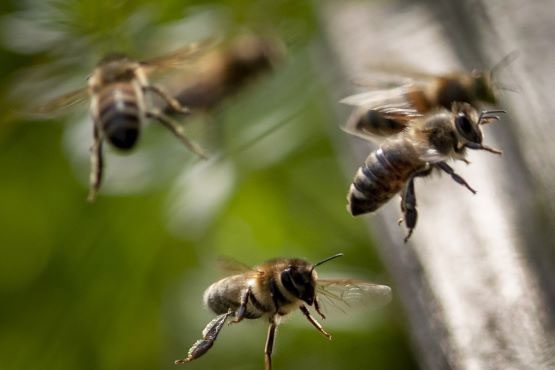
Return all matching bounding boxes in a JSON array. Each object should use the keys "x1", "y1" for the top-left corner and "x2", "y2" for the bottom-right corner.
[
  {"x1": 400, "y1": 166, "x2": 433, "y2": 242},
  {"x1": 175, "y1": 310, "x2": 233, "y2": 365},
  {"x1": 231, "y1": 287, "x2": 252, "y2": 324},
  {"x1": 264, "y1": 318, "x2": 278, "y2": 370},
  {"x1": 299, "y1": 305, "x2": 332, "y2": 339},
  {"x1": 269, "y1": 280, "x2": 282, "y2": 316},
  {"x1": 436, "y1": 162, "x2": 477, "y2": 194},
  {"x1": 88, "y1": 123, "x2": 104, "y2": 202},
  {"x1": 143, "y1": 85, "x2": 190, "y2": 115},
  {"x1": 400, "y1": 177, "x2": 417, "y2": 243},
  {"x1": 314, "y1": 296, "x2": 326, "y2": 320},
  {"x1": 145, "y1": 110, "x2": 208, "y2": 159},
  {"x1": 465, "y1": 142, "x2": 503, "y2": 155}
]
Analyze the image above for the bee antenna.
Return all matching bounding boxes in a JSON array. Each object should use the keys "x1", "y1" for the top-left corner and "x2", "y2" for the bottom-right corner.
[
  {"x1": 311, "y1": 253, "x2": 344, "y2": 272},
  {"x1": 478, "y1": 110, "x2": 505, "y2": 125}
]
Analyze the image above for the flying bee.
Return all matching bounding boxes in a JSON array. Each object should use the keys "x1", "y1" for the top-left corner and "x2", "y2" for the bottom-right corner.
[
  {"x1": 165, "y1": 34, "x2": 285, "y2": 113},
  {"x1": 175, "y1": 253, "x2": 391, "y2": 370},
  {"x1": 340, "y1": 52, "x2": 517, "y2": 140},
  {"x1": 31, "y1": 42, "x2": 211, "y2": 201},
  {"x1": 345, "y1": 102, "x2": 504, "y2": 242}
]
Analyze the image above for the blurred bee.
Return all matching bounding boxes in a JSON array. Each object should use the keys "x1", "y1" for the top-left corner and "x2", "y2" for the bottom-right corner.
[
  {"x1": 345, "y1": 103, "x2": 504, "y2": 242},
  {"x1": 341, "y1": 52, "x2": 517, "y2": 139},
  {"x1": 32, "y1": 42, "x2": 211, "y2": 201},
  {"x1": 175, "y1": 253, "x2": 391, "y2": 370},
  {"x1": 165, "y1": 35, "x2": 285, "y2": 113}
]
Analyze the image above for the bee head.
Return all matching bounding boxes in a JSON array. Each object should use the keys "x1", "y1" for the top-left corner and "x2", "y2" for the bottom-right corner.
[
  {"x1": 280, "y1": 253, "x2": 343, "y2": 306},
  {"x1": 94, "y1": 53, "x2": 138, "y2": 84},
  {"x1": 452, "y1": 102, "x2": 504, "y2": 155},
  {"x1": 453, "y1": 103, "x2": 483, "y2": 145},
  {"x1": 280, "y1": 264, "x2": 316, "y2": 305}
]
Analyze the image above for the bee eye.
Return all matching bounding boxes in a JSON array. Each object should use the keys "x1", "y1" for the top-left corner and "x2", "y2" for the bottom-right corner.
[
  {"x1": 455, "y1": 113, "x2": 480, "y2": 142},
  {"x1": 456, "y1": 114, "x2": 472, "y2": 133},
  {"x1": 288, "y1": 269, "x2": 304, "y2": 284}
]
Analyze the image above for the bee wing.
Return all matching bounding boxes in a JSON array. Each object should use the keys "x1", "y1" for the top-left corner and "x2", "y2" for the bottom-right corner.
[
  {"x1": 316, "y1": 279, "x2": 392, "y2": 313},
  {"x1": 340, "y1": 86, "x2": 412, "y2": 108},
  {"x1": 140, "y1": 39, "x2": 218, "y2": 73},
  {"x1": 342, "y1": 104, "x2": 422, "y2": 142},
  {"x1": 215, "y1": 256, "x2": 254, "y2": 274},
  {"x1": 27, "y1": 87, "x2": 89, "y2": 116},
  {"x1": 361, "y1": 61, "x2": 447, "y2": 84}
]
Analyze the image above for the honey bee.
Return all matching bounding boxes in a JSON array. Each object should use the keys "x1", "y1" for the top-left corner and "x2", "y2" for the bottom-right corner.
[
  {"x1": 345, "y1": 102, "x2": 504, "y2": 242},
  {"x1": 175, "y1": 253, "x2": 391, "y2": 370},
  {"x1": 165, "y1": 35, "x2": 285, "y2": 112},
  {"x1": 341, "y1": 52, "x2": 517, "y2": 139},
  {"x1": 32, "y1": 42, "x2": 211, "y2": 201}
]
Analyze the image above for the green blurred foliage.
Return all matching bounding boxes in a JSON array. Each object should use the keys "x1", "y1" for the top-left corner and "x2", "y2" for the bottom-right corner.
[{"x1": 0, "y1": 1, "x2": 417, "y2": 370}]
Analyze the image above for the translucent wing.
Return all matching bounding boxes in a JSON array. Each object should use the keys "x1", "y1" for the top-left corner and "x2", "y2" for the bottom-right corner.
[
  {"x1": 316, "y1": 279, "x2": 392, "y2": 313},
  {"x1": 342, "y1": 104, "x2": 421, "y2": 142},
  {"x1": 340, "y1": 86, "x2": 413, "y2": 108},
  {"x1": 28, "y1": 87, "x2": 89, "y2": 116},
  {"x1": 215, "y1": 256, "x2": 254, "y2": 274},
  {"x1": 140, "y1": 39, "x2": 217, "y2": 73},
  {"x1": 361, "y1": 61, "x2": 449, "y2": 84}
]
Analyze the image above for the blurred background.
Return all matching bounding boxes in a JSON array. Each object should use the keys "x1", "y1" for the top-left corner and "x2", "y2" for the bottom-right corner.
[{"x1": 0, "y1": 1, "x2": 417, "y2": 370}]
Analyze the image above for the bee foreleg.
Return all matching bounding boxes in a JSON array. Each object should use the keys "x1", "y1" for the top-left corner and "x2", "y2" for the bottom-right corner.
[
  {"x1": 314, "y1": 296, "x2": 326, "y2": 320},
  {"x1": 88, "y1": 123, "x2": 104, "y2": 202},
  {"x1": 145, "y1": 110, "x2": 208, "y2": 159},
  {"x1": 264, "y1": 318, "x2": 278, "y2": 370},
  {"x1": 231, "y1": 287, "x2": 252, "y2": 323},
  {"x1": 175, "y1": 310, "x2": 233, "y2": 365},
  {"x1": 465, "y1": 142, "x2": 503, "y2": 155},
  {"x1": 436, "y1": 162, "x2": 477, "y2": 194},
  {"x1": 143, "y1": 85, "x2": 190, "y2": 115},
  {"x1": 299, "y1": 305, "x2": 332, "y2": 339}
]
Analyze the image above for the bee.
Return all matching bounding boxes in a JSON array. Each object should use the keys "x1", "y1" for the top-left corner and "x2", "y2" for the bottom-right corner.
[
  {"x1": 32, "y1": 42, "x2": 211, "y2": 201},
  {"x1": 344, "y1": 102, "x2": 504, "y2": 242},
  {"x1": 341, "y1": 52, "x2": 517, "y2": 139},
  {"x1": 175, "y1": 253, "x2": 391, "y2": 370},
  {"x1": 165, "y1": 35, "x2": 285, "y2": 112}
]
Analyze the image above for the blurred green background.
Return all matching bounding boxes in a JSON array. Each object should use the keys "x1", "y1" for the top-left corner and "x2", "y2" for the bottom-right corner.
[{"x1": 0, "y1": 1, "x2": 417, "y2": 369}]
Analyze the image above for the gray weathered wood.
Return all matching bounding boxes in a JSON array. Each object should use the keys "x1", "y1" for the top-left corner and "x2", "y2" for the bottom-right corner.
[{"x1": 320, "y1": 1, "x2": 555, "y2": 369}]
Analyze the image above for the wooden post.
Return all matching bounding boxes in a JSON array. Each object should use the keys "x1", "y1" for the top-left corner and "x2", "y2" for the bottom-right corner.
[{"x1": 320, "y1": 1, "x2": 555, "y2": 369}]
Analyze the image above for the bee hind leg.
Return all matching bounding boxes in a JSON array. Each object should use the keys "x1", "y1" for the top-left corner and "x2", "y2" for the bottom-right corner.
[
  {"x1": 88, "y1": 123, "x2": 104, "y2": 202},
  {"x1": 400, "y1": 178, "x2": 417, "y2": 243},
  {"x1": 146, "y1": 110, "x2": 208, "y2": 159},
  {"x1": 175, "y1": 310, "x2": 233, "y2": 365},
  {"x1": 299, "y1": 305, "x2": 332, "y2": 339},
  {"x1": 230, "y1": 286, "x2": 252, "y2": 324},
  {"x1": 144, "y1": 85, "x2": 190, "y2": 115},
  {"x1": 436, "y1": 162, "x2": 476, "y2": 194}
]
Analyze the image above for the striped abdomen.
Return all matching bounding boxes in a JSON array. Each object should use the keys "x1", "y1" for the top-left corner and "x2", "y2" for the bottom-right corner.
[
  {"x1": 204, "y1": 275, "x2": 271, "y2": 319},
  {"x1": 348, "y1": 140, "x2": 424, "y2": 216},
  {"x1": 96, "y1": 83, "x2": 142, "y2": 150}
]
